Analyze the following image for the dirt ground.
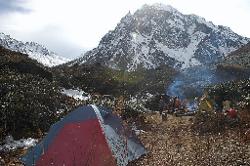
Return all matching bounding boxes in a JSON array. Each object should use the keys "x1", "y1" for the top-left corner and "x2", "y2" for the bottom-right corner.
[{"x1": 129, "y1": 114, "x2": 250, "y2": 166}]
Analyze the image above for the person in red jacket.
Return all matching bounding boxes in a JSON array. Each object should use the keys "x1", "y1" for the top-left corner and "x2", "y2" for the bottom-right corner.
[
  {"x1": 225, "y1": 108, "x2": 239, "y2": 126},
  {"x1": 225, "y1": 108, "x2": 237, "y2": 119}
]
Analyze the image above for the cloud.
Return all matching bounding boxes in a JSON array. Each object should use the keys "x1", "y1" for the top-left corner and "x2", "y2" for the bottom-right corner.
[
  {"x1": 26, "y1": 25, "x2": 88, "y2": 58},
  {"x1": 0, "y1": 0, "x2": 31, "y2": 14}
]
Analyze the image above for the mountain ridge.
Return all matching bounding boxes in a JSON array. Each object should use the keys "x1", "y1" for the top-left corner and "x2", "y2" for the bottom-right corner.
[
  {"x1": 0, "y1": 32, "x2": 70, "y2": 67},
  {"x1": 69, "y1": 3, "x2": 249, "y2": 71}
]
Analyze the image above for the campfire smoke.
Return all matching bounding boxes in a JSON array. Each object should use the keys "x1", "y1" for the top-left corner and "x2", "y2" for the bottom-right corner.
[{"x1": 166, "y1": 65, "x2": 242, "y2": 111}]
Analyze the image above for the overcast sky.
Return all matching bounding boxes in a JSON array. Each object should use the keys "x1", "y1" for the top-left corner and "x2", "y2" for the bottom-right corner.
[{"x1": 0, "y1": 0, "x2": 250, "y2": 58}]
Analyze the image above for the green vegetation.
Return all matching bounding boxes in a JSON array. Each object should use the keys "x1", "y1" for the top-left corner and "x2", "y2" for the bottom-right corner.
[
  {"x1": 53, "y1": 64, "x2": 176, "y2": 96},
  {"x1": 0, "y1": 45, "x2": 175, "y2": 143},
  {"x1": 0, "y1": 46, "x2": 73, "y2": 141},
  {"x1": 207, "y1": 79, "x2": 250, "y2": 109},
  {"x1": 193, "y1": 78, "x2": 250, "y2": 135}
]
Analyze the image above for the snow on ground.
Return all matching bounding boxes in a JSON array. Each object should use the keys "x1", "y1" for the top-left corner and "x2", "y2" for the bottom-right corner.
[
  {"x1": 61, "y1": 88, "x2": 90, "y2": 101},
  {"x1": 0, "y1": 136, "x2": 38, "y2": 151}
]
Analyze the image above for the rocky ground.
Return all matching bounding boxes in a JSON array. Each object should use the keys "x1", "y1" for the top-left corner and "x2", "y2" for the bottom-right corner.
[{"x1": 129, "y1": 113, "x2": 250, "y2": 166}]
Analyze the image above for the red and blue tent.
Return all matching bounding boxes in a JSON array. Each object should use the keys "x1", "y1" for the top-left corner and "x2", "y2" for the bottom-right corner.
[{"x1": 22, "y1": 105, "x2": 146, "y2": 166}]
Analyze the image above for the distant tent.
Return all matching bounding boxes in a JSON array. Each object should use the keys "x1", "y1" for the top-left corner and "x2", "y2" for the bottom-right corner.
[{"x1": 22, "y1": 105, "x2": 146, "y2": 166}]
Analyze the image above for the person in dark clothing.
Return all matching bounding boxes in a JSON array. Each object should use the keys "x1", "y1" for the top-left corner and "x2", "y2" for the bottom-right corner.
[
  {"x1": 175, "y1": 97, "x2": 181, "y2": 110},
  {"x1": 214, "y1": 95, "x2": 223, "y2": 112},
  {"x1": 171, "y1": 97, "x2": 177, "y2": 113},
  {"x1": 158, "y1": 96, "x2": 165, "y2": 115},
  {"x1": 172, "y1": 96, "x2": 181, "y2": 113}
]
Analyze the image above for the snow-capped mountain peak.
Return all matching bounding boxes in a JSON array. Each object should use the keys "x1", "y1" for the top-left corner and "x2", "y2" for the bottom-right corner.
[
  {"x1": 0, "y1": 32, "x2": 70, "y2": 67},
  {"x1": 149, "y1": 3, "x2": 179, "y2": 13},
  {"x1": 70, "y1": 4, "x2": 250, "y2": 71}
]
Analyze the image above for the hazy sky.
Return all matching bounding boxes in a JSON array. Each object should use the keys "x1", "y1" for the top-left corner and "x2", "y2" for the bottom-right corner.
[{"x1": 0, "y1": 0, "x2": 250, "y2": 58}]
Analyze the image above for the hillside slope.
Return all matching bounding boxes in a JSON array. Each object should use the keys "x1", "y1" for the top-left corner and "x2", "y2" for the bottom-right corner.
[
  {"x1": 220, "y1": 42, "x2": 250, "y2": 69},
  {"x1": 0, "y1": 46, "x2": 73, "y2": 141}
]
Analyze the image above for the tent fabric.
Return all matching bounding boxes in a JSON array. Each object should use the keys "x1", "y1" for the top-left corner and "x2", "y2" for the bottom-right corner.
[{"x1": 22, "y1": 105, "x2": 146, "y2": 166}]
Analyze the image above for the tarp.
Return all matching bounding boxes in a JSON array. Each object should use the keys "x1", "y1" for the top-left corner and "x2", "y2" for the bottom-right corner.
[{"x1": 22, "y1": 105, "x2": 146, "y2": 166}]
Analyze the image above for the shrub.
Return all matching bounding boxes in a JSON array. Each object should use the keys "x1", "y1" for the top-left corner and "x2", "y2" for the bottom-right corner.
[
  {"x1": 0, "y1": 69, "x2": 71, "y2": 141},
  {"x1": 192, "y1": 111, "x2": 226, "y2": 134}
]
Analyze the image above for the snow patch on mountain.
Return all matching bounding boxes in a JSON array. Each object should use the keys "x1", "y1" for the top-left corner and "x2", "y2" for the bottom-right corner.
[
  {"x1": 129, "y1": 33, "x2": 155, "y2": 70},
  {"x1": 156, "y1": 31, "x2": 207, "y2": 68},
  {"x1": 0, "y1": 33, "x2": 70, "y2": 67}
]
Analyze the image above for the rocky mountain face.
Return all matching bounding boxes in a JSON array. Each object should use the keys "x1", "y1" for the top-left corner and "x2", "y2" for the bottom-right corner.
[
  {"x1": 71, "y1": 4, "x2": 249, "y2": 71},
  {"x1": 0, "y1": 32, "x2": 69, "y2": 67}
]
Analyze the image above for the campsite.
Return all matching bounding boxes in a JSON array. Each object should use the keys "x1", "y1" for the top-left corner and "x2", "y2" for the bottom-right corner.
[
  {"x1": 0, "y1": 1, "x2": 250, "y2": 166},
  {"x1": 1, "y1": 83, "x2": 250, "y2": 165}
]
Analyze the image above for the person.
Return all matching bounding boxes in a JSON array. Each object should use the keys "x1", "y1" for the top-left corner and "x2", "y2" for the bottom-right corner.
[
  {"x1": 222, "y1": 100, "x2": 231, "y2": 112},
  {"x1": 175, "y1": 97, "x2": 181, "y2": 110},
  {"x1": 225, "y1": 108, "x2": 239, "y2": 126},
  {"x1": 172, "y1": 97, "x2": 176, "y2": 107},
  {"x1": 214, "y1": 95, "x2": 223, "y2": 112},
  {"x1": 171, "y1": 96, "x2": 179, "y2": 111},
  {"x1": 225, "y1": 108, "x2": 238, "y2": 119},
  {"x1": 198, "y1": 92, "x2": 214, "y2": 112},
  {"x1": 158, "y1": 95, "x2": 165, "y2": 115}
]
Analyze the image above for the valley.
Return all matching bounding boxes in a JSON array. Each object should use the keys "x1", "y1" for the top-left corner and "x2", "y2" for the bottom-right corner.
[{"x1": 0, "y1": 3, "x2": 250, "y2": 166}]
